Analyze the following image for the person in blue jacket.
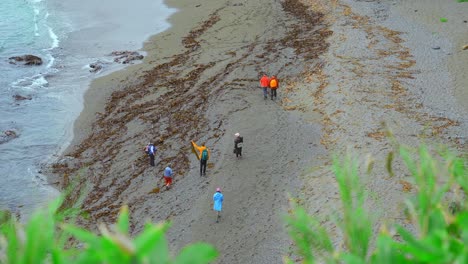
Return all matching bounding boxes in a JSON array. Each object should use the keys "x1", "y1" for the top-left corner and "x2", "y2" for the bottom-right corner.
[
  {"x1": 213, "y1": 187, "x2": 224, "y2": 223},
  {"x1": 163, "y1": 165, "x2": 173, "y2": 188}
]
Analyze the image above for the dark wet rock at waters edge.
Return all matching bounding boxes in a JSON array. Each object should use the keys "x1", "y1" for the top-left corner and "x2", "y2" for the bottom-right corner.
[
  {"x1": 88, "y1": 60, "x2": 112, "y2": 73},
  {"x1": 0, "y1": 129, "x2": 19, "y2": 144},
  {"x1": 13, "y1": 94, "x2": 32, "y2": 101},
  {"x1": 8, "y1": 55, "x2": 43, "y2": 66},
  {"x1": 110, "y1": 51, "x2": 144, "y2": 64},
  {"x1": 89, "y1": 62, "x2": 103, "y2": 73}
]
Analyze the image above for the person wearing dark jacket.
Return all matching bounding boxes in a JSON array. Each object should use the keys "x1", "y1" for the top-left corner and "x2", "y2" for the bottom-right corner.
[
  {"x1": 145, "y1": 143, "x2": 157, "y2": 166},
  {"x1": 234, "y1": 133, "x2": 243, "y2": 158}
]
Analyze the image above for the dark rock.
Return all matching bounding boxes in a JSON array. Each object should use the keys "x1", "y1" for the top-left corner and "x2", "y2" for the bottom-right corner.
[
  {"x1": 432, "y1": 46, "x2": 440, "y2": 50},
  {"x1": 89, "y1": 62, "x2": 103, "y2": 73},
  {"x1": 110, "y1": 51, "x2": 144, "y2": 64},
  {"x1": 0, "y1": 129, "x2": 19, "y2": 144},
  {"x1": 9, "y1": 55, "x2": 43, "y2": 66},
  {"x1": 13, "y1": 94, "x2": 32, "y2": 101},
  {"x1": 89, "y1": 60, "x2": 111, "y2": 73}
]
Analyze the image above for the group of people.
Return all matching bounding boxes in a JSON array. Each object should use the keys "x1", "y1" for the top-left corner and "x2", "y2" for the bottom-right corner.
[
  {"x1": 260, "y1": 74, "x2": 279, "y2": 100},
  {"x1": 144, "y1": 132, "x2": 244, "y2": 222},
  {"x1": 144, "y1": 143, "x2": 174, "y2": 188},
  {"x1": 140, "y1": 73, "x2": 279, "y2": 223},
  {"x1": 145, "y1": 74, "x2": 279, "y2": 223}
]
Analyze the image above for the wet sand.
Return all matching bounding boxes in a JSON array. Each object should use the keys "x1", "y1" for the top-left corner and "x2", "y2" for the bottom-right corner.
[{"x1": 49, "y1": 0, "x2": 467, "y2": 262}]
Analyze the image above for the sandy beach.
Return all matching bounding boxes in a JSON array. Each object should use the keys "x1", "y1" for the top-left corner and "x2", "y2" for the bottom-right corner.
[{"x1": 48, "y1": 0, "x2": 467, "y2": 262}]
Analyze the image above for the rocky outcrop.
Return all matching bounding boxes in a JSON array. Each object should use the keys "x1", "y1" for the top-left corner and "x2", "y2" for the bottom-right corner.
[
  {"x1": 13, "y1": 94, "x2": 32, "y2": 101},
  {"x1": 9, "y1": 55, "x2": 43, "y2": 66},
  {"x1": 89, "y1": 62, "x2": 103, "y2": 73},
  {"x1": 0, "y1": 130, "x2": 19, "y2": 144},
  {"x1": 110, "y1": 51, "x2": 144, "y2": 64}
]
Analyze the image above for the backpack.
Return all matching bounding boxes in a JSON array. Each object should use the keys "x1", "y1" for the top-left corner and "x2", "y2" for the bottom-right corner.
[
  {"x1": 201, "y1": 149, "x2": 208, "y2": 160},
  {"x1": 146, "y1": 144, "x2": 155, "y2": 155},
  {"x1": 270, "y1": 79, "x2": 278, "y2": 88}
]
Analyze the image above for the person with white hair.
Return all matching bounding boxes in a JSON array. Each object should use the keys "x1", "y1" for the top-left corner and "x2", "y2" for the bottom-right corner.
[{"x1": 234, "y1": 132, "x2": 243, "y2": 158}]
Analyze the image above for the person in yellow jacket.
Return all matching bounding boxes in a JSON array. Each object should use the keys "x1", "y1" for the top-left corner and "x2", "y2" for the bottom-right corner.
[
  {"x1": 269, "y1": 75, "x2": 279, "y2": 100},
  {"x1": 191, "y1": 141, "x2": 211, "y2": 176}
]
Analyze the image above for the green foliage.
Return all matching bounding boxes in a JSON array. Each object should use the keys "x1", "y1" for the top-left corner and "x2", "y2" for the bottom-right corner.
[
  {"x1": 0, "y1": 203, "x2": 218, "y2": 264},
  {"x1": 1, "y1": 144, "x2": 465, "y2": 264},
  {"x1": 286, "y1": 145, "x2": 468, "y2": 263}
]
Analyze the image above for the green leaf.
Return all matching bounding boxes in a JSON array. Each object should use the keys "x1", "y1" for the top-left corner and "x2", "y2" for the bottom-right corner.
[
  {"x1": 400, "y1": 147, "x2": 417, "y2": 177},
  {"x1": 285, "y1": 205, "x2": 332, "y2": 262},
  {"x1": 386, "y1": 151, "x2": 394, "y2": 177},
  {"x1": 62, "y1": 224, "x2": 99, "y2": 247},
  {"x1": 116, "y1": 205, "x2": 130, "y2": 235},
  {"x1": 50, "y1": 247, "x2": 66, "y2": 264},
  {"x1": 134, "y1": 223, "x2": 170, "y2": 258},
  {"x1": 4, "y1": 221, "x2": 19, "y2": 264},
  {"x1": 339, "y1": 253, "x2": 366, "y2": 264},
  {"x1": 397, "y1": 226, "x2": 447, "y2": 262},
  {"x1": 372, "y1": 235, "x2": 406, "y2": 264},
  {"x1": 174, "y1": 243, "x2": 218, "y2": 264},
  {"x1": 24, "y1": 211, "x2": 55, "y2": 264}
]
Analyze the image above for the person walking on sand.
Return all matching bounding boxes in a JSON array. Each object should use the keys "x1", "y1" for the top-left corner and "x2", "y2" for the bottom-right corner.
[
  {"x1": 213, "y1": 187, "x2": 224, "y2": 223},
  {"x1": 260, "y1": 73, "x2": 270, "y2": 100},
  {"x1": 163, "y1": 165, "x2": 173, "y2": 188},
  {"x1": 234, "y1": 132, "x2": 243, "y2": 158},
  {"x1": 145, "y1": 143, "x2": 157, "y2": 166},
  {"x1": 200, "y1": 143, "x2": 210, "y2": 176},
  {"x1": 269, "y1": 75, "x2": 279, "y2": 100}
]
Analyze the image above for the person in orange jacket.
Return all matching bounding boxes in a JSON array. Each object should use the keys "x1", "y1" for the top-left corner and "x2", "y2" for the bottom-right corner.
[
  {"x1": 260, "y1": 74, "x2": 270, "y2": 100},
  {"x1": 269, "y1": 75, "x2": 279, "y2": 100}
]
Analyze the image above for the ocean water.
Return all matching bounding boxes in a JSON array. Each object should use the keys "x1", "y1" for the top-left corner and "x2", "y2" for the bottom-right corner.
[{"x1": 0, "y1": 0, "x2": 175, "y2": 217}]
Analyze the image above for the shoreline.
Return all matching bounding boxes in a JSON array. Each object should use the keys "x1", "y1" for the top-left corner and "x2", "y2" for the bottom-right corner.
[
  {"x1": 0, "y1": 0, "x2": 177, "y2": 215},
  {"x1": 48, "y1": 0, "x2": 467, "y2": 262},
  {"x1": 49, "y1": 0, "x2": 331, "y2": 262},
  {"x1": 45, "y1": 0, "x2": 178, "y2": 183}
]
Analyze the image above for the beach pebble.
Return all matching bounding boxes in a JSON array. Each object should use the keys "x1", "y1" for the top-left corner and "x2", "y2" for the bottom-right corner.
[{"x1": 432, "y1": 46, "x2": 441, "y2": 50}]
